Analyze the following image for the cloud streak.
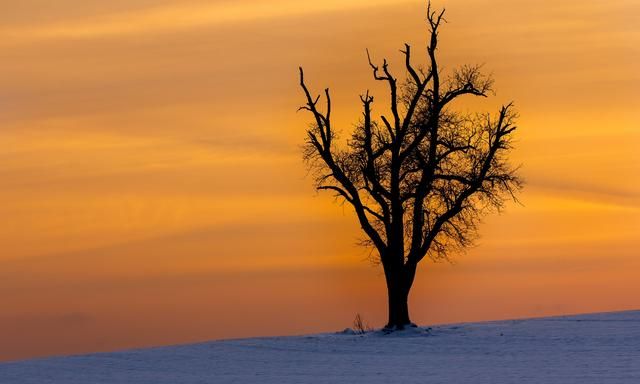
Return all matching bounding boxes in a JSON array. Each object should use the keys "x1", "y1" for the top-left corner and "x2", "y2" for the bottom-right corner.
[{"x1": 0, "y1": 0, "x2": 417, "y2": 43}]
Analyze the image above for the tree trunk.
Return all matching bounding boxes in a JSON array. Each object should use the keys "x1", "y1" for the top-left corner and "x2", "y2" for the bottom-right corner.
[{"x1": 384, "y1": 264, "x2": 417, "y2": 330}]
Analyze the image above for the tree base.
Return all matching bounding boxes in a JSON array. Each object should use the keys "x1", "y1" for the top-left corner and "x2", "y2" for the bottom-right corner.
[{"x1": 382, "y1": 322, "x2": 418, "y2": 332}]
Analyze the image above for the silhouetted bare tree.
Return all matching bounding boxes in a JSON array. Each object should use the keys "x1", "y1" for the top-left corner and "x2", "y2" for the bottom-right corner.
[{"x1": 298, "y1": 3, "x2": 522, "y2": 330}]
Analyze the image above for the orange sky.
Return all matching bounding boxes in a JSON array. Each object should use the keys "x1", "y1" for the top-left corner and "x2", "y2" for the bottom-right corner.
[{"x1": 1, "y1": 0, "x2": 639, "y2": 361}]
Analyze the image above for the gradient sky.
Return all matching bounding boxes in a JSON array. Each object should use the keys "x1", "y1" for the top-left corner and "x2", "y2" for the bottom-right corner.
[{"x1": 1, "y1": 0, "x2": 639, "y2": 361}]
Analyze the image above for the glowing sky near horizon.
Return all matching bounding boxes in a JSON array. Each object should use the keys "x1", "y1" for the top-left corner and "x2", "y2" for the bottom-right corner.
[{"x1": 0, "y1": 0, "x2": 639, "y2": 361}]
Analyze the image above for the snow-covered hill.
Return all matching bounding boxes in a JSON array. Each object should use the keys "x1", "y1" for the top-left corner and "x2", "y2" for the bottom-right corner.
[{"x1": 2, "y1": 310, "x2": 639, "y2": 383}]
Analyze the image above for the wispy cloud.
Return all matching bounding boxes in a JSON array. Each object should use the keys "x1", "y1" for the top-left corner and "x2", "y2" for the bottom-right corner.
[{"x1": 0, "y1": 0, "x2": 417, "y2": 43}]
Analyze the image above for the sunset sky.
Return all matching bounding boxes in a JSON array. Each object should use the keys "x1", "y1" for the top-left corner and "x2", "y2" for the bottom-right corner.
[{"x1": 1, "y1": 0, "x2": 639, "y2": 361}]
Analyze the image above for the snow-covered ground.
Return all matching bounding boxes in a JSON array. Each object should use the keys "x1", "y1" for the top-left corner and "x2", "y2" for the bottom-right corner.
[{"x1": 2, "y1": 310, "x2": 639, "y2": 383}]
